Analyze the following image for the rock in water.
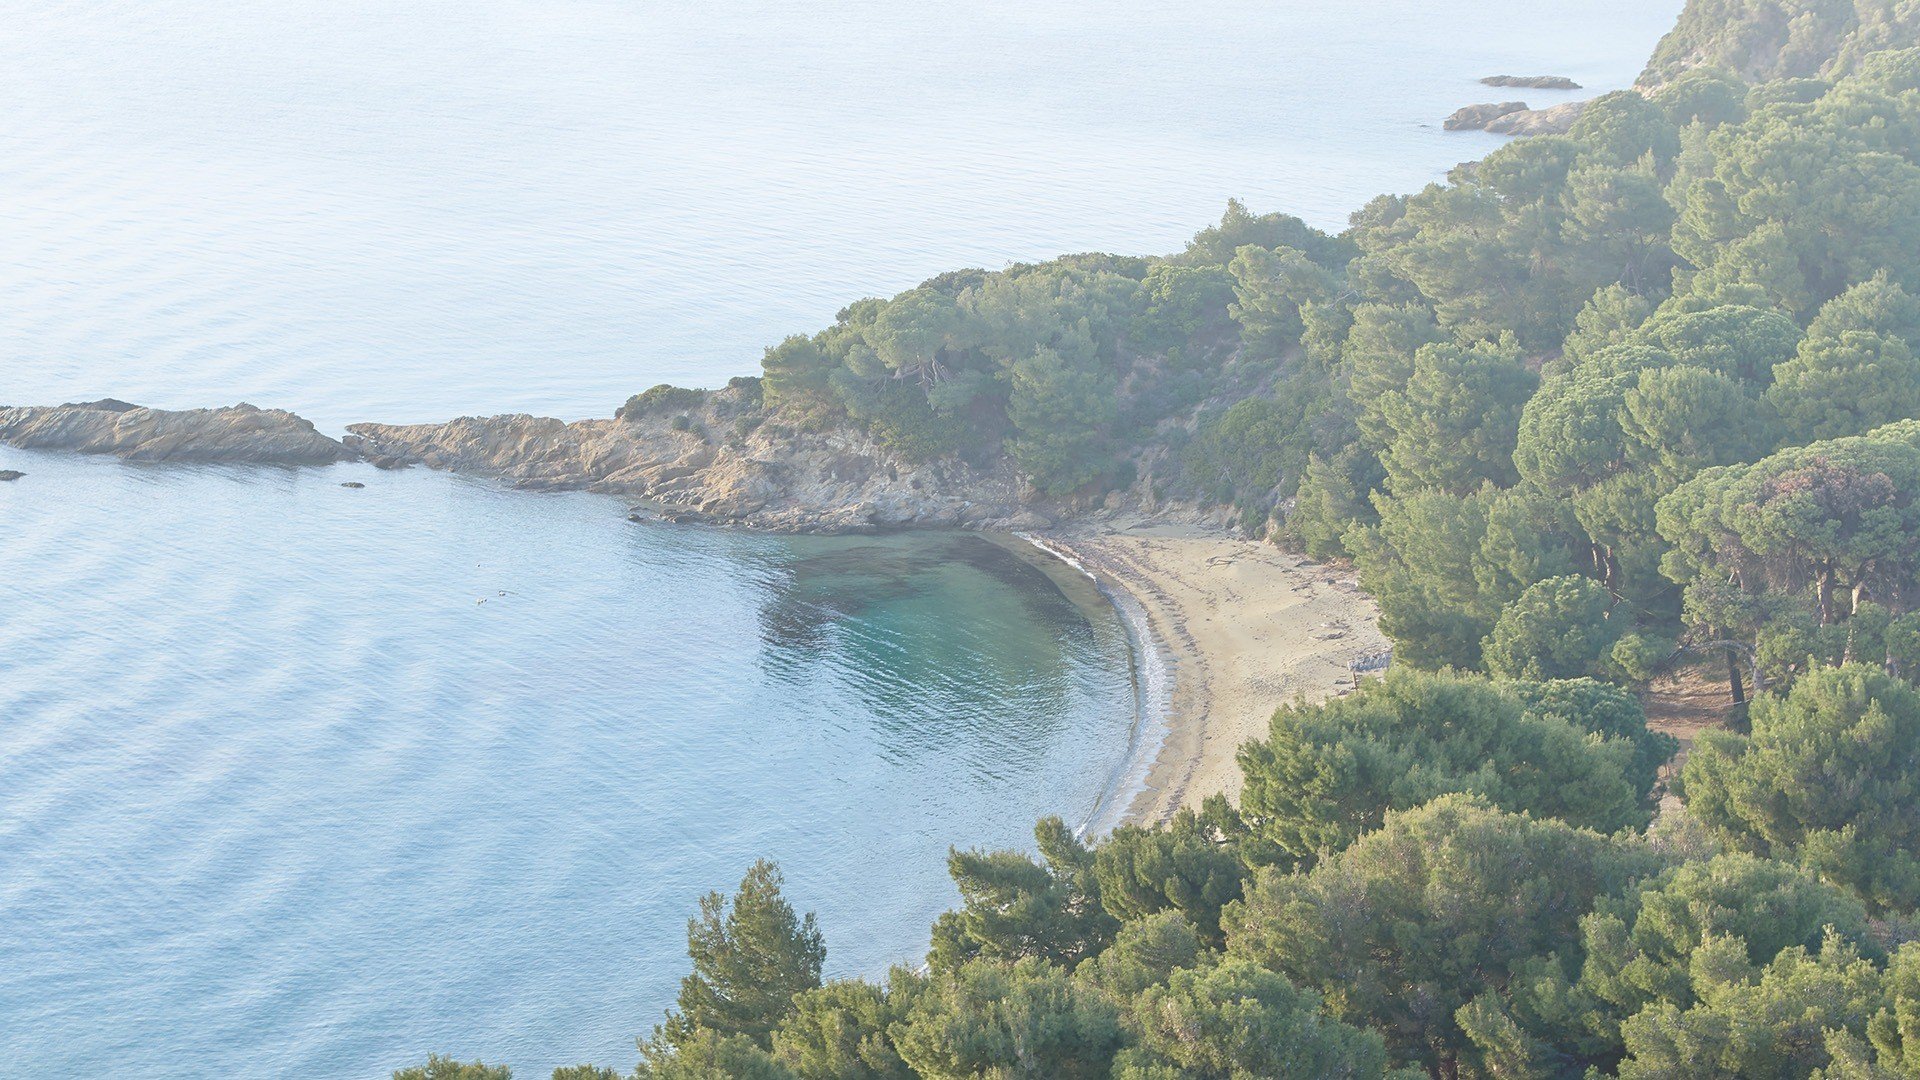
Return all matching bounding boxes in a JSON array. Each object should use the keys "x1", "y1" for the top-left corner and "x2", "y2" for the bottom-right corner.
[
  {"x1": 1444, "y1": 101, "x2": 1528, "y2": 130},
  {"x1": 0, "y1": 470, "x2": 22, "y2": 481},
  {"x1": 0, "y1": 401, "x2": 354, "y2": 466},
  {"x1": 340, "y1": 481, "x2": 366, "y2": 488},
  {"x1": 1483, "y1": 99, "x2": 1588, "y2": 135},
  {"x1": 1481, "y1": 75, "x2": 1581, "y2": 89}
]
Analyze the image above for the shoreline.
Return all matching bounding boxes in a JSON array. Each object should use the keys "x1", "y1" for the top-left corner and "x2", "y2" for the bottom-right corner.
[
  {"x1": 1026, "y1": 521, "x2": 1389, "y2": 827},
  {"x1": 1005, "y1": 531, "x2": 1174, "y2": 838}
]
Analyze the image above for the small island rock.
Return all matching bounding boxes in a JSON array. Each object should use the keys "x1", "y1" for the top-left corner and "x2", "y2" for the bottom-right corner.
[
  {"x1": 0, "y1": 400, "x2": 354, "y2": 466},
  {"x1": 1481, "y1": 75, "x2": 1581, "y2": 90}
]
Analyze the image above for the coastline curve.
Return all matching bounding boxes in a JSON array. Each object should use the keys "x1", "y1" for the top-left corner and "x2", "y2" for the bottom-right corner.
[
  {"x1": 1016, "y1": 524, "x2": 1391, "y2": 830},
  {"x1": 1014, "y1": 532, "x2": 1176, "y2": 839}
]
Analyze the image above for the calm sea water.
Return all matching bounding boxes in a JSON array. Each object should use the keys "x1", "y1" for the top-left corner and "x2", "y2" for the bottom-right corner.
[
  {"x1": 0, "y1": 1, "x2": 1682, "y2": 1075},
  {"x1": 0, "y1": 454, "x2": 1139, "y2": 1075}
]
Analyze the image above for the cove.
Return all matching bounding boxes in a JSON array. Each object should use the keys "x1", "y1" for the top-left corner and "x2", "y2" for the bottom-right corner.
[{"x1": 0, "y1": 452, "x2": 1136, "y2": 1076}]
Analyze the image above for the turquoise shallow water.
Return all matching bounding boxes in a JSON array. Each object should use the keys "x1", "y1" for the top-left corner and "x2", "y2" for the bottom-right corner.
[{"x1": 0, "y1": 0, "x2": 1685, "y2": 1074}]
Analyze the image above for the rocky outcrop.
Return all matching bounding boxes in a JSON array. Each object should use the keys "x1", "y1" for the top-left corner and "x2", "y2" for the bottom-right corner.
[
  {"x1": 0, "y1": 400, "x2": 353, "y2": 466},
  {"x1": 343, "y1": 385, "x2": 1056, "y2": 534},
  {"x1": 1482, "y1": 99, "x2": 1588, "y2": 135},
  {"x1": 1444, "y1": 101, "x2": 1528, "y2": 130},
  {"x1": 1446, "y1": 97, "x2": 1589, "y2": 135},
  {"x1": 1481, "y1": 75, "x2": 1581, "y2": 89}
]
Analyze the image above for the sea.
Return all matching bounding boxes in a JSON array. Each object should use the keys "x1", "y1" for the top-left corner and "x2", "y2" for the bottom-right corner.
[{"x1": 0, "y1": 1, "x2": 1681, "y2": 1074}]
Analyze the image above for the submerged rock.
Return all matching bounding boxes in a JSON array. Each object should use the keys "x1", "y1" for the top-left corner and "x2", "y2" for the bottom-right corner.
[
  {"x1": 1481, "y1": 74, "x2": 1581, "y2": 89},
  {"x1": 340, "y1": 481, "x2": 366, "y2": 488},
  {"x1": 0, "y1": 470, "x2": 22, "y2": 481},
  {"x1": 1445, "y1": 100, "x2": 1529, "y2": 130},
  {"x1": 0, "y1": 401, "x2": 354, "y2": 466}
]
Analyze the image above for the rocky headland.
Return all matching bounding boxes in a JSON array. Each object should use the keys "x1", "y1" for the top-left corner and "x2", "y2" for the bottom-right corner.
[{"x1": 342, "y1": 383, "x2": 1074, "y2": 533}]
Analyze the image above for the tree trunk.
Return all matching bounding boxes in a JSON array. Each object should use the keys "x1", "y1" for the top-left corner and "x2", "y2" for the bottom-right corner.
[
  {"x1": 1592, "y1": 542, "x2": 1619, "y2": 592},
  {"x1": 1817, "y1": 565, "x2": 1836, "y2": 625},
  {"x1": 1726, "y1": 648, "x2": 1746, "y2": 708}
]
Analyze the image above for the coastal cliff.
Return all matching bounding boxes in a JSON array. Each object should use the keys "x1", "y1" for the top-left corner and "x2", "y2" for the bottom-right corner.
[{"x1": 343, "y1": 384, "x2": 1069, "y2": 534}]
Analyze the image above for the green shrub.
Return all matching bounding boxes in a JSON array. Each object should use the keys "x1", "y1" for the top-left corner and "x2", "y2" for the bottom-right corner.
[{"x1": 622, "y1": 383, "x2": 705, "y2": 420}]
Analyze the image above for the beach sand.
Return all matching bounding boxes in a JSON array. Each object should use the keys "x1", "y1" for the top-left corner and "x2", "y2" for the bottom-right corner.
[{"x1": 1040, "y1": 520, "x2": 1389, "y2": 826}]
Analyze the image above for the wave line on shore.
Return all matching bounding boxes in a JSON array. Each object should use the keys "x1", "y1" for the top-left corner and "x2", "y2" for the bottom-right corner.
[{"x1": 1016, "y1": 532, "x2": 1174, "y2": 839}]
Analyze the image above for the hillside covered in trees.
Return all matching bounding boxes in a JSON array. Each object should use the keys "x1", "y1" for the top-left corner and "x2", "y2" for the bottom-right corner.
[{"x1": 399, "y1": 1, "x2": 1920, "y2": 1077}]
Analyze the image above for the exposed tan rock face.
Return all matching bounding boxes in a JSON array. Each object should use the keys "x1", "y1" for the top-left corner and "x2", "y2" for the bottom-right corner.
[
  {"x1": 1481, "y1": 75, "x2": 1581, "y2": 89},
  {"x1": 0, "y1": 400, "x2": 352, "y2": 465},
  {"x1": 343, "y1": 387, "x2": 1055, "y2": 534},
  {"x1": 1482, "y1": 99, "x2": 1588, "y2": 135},
  {"x1": 1444, "y1": 100, "x2": 1529, "y2": 130}
]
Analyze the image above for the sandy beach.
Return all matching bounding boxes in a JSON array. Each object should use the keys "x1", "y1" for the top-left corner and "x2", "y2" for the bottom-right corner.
[{"x1": 1038, "y1": 521, "x2": 1389, "y2": 826}]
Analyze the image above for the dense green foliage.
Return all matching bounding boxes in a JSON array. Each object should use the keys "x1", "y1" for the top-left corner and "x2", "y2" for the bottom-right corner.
[
  {"x1": 1228, "y1": 795, "x2": 1662, "y2": 1077},
  {"x1": 394, "y1": 1057, "x2": 516, "y2": 1080},
  {"x1": 1639, "y1": 0, "x2": 1920, "y2": 86},
  {"x1": 754, "y1": 201, "x2": 1354, "y2": 507},
  {"x1": 394, "y1": 7, "x2": 1920, "y2": 1079},
  {"x1": 1112, "y1": 958, "x2": 1413, "y2": 1079},
  {"x1": 1681, "y1": 665, "x2": 1920, "y2": 912},
  {"x1": 1237, "y1": 669, "x2": 1656, "y2": 861},
  {"x1": 622, "y1": 384, "x2": 708, "y2": 421},
  {"x1": 652, "y1": 860, "x2": 826, "y2": 1053}
]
